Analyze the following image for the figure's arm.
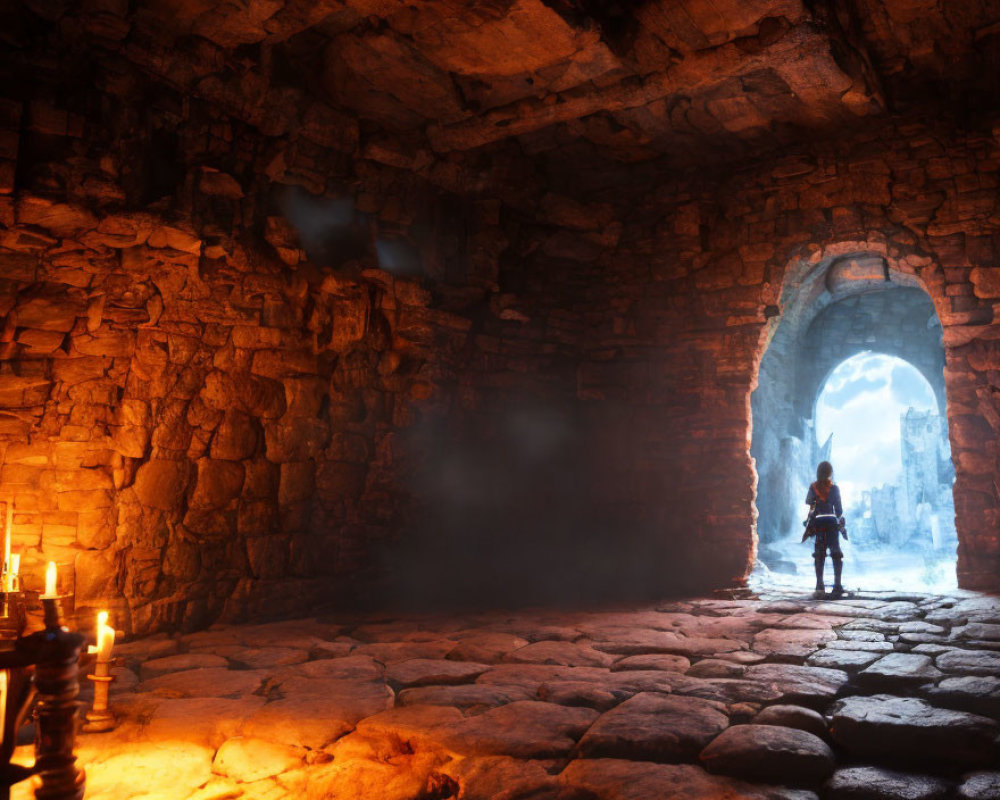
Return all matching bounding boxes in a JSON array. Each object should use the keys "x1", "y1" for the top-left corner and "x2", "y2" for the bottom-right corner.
[
  {"x1": 805, "y1": 485, "x2": 815, "y2": 505},
  {"x1": 834, "y1": 486, "x2": 848, "y2": 540}
]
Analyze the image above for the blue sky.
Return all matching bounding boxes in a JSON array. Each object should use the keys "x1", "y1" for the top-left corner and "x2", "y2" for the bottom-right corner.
[{"x1": 815, "y1": 353, "x2": 937, "y2": 506}]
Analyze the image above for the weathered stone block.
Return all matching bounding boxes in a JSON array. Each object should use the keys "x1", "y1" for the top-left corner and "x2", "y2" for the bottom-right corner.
[
  {"x1": 210, "y1": 410, "x2": 259, "y2": 461},
  {"x1": 133, "y1": 459, "x2": 191, "y2": 510},
  {"x1": 279, "y1": 462, "x2": 315, "y2": 505},
  {"x1": 75, "y1": 548, "x2": 118, "y2": 602},
  {"x1": 191, "y1": 459, "x2": 245, "y2": 509}
]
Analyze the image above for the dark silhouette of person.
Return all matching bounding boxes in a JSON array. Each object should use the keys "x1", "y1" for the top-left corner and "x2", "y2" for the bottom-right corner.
[{"x1": 804, "y1": 461, "x2": 847, "y2": 597}]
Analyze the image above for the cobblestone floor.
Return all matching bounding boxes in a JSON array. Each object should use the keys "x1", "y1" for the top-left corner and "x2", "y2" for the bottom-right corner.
[{"x1": 15, "y1": 588, "x2": 1000, "y2": 800}]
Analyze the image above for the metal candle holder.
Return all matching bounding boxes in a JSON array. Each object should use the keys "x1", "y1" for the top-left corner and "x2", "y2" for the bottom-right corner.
[
  {"x1": 82, "y1": 650, "x2": 115, "y2": 733},
  {"x1": 0, "y1": 591, "x2": 85, "y2": 800}
]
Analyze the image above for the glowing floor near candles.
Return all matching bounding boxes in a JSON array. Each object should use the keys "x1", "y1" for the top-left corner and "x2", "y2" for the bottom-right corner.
[{"x1": 4, "y1": 589, "x2": 997, "y2": 800}]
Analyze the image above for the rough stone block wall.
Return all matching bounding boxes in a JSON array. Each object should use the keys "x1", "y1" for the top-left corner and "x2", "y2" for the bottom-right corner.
[
  {"x1": 0, "y1": 29, "x2": 582, "y2": 631},
  {"x1": 2, "y1": 4, "x2": 998, "y2": 635},
  {"x1": 550, "y1": 116, "x2": 1000, "y2": 593}
]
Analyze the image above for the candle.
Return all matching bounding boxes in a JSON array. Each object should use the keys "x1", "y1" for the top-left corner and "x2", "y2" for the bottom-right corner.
[
  {"x1": 97, "y1": 611, "x2": 115, "y2": 661},
  {"x1": 0, "y1": 671, "x2": 6, "y2": 745},
  {"x1": 3, "y1": 503, "x2": 10, "y2": 586},
  {"x1": 5, "y1": 553, "x2": 18, "y2": 594},
  {"x1": 84, "y1": 610, "x2": 117, "y2": 731},
  {"x1": 42, "y1": 561, "x2": 57, "y2": 598}
]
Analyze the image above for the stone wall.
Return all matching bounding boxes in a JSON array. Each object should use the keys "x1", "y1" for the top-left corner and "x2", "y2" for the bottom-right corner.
[
  {"x1": 546, "y1": 114, "x2": 1000, "y2": 593},
  {"x1": 0, "y1": 18, "x2": 586, "y2": 631},
  {"x1": 2, "y1": 4, "x2": 998, "y2": 635}
]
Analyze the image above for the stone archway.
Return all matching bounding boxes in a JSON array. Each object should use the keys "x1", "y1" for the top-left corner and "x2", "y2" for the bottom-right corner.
[{"x1": 750, "y1": 249, "x2": 954, "y2": 573}]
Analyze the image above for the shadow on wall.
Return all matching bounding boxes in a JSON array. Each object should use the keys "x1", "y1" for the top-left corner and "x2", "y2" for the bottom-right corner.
[{"x1": 366, "y1": 403, "x2": 713, "y2": 612}]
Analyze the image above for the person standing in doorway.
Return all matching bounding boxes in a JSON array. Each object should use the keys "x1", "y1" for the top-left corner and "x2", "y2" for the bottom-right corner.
[{"x1": 804, "y1": 461, "x2": 847, "y2": 598}]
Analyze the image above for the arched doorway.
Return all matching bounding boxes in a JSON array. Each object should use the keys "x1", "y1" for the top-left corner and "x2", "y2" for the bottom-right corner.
[{"x1": 750, "y1": 252, "x2": 957, "y2": 589}]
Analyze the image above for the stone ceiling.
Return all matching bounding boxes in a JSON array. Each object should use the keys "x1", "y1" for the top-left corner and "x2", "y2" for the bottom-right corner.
[
  {"x1": 128, "y1": 0, "x2": 1000, "y2": 163},
  {"x1": 4, "y1": 0, "x2": 1000, "y2": 173}
]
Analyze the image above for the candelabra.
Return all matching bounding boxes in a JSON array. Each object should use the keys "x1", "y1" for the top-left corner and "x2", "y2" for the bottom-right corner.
[{"x1": 0, "y1": 590, "x2": 85, "y2": 800}]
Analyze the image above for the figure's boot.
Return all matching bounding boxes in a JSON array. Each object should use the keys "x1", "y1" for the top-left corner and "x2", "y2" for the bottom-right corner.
[
  {"x1": 813, "y1": 556, "x2": 825, "y2": 598},
  {"x1": 830, "y1": 558, "x2": 844, "y2": 598}
]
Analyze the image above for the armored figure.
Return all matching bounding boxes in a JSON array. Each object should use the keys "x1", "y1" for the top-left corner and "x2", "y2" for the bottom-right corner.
[{"x1": 803, "y1": 461, "x2": 848, "y2": 598}]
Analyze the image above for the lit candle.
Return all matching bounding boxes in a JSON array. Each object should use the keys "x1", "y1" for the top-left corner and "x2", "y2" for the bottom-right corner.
[
  {"x1": 7, "y1": 553, "x2": 18, "y2": 593},
  {"x1": 0, "y1": 671, "x2": 6, "y2": 745},
  {"x1": 85, "y1": 610, "x2": 117, "y2": 731},
  {"x1": 97, "y1": 611, "x2": 115, "y2": 661},
  {"x1": 3, "y1": 503, "x2": 10, "y2": 589},
  {"x1": 42, "y1": 561, "x2": 57, "y2": 598}
]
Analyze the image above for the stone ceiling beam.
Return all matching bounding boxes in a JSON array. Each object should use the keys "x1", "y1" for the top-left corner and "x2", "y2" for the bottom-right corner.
[{"x1": 426, "y1": 22, "x2": 884, "y2": 152}]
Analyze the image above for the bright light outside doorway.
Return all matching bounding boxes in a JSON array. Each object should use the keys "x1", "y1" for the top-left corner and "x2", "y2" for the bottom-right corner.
[{"x1": 757, "y1": 352, "x2": 958, "y2": 593}]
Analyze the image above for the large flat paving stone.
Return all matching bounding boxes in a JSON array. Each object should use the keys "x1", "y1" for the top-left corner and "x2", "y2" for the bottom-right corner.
[
  {"x1": 612, "y1": 653, "x2": 691, "y2": 672},
  {"x1": 223, "y1": 646, "x2": 310, "y2": 669},
  {"x1": 384, "y1": 658, "x2": 489, "y2": 688},
  {"x1": 823, "y1": 766, "x2": 952, "y2": 800},
  {"x1": 211, "y1": 736, "x2": 303, "y2": 782},
  {"x1": 241, "y1": 679, "x2": 394, "y2": 749},
  {"x1": 936, "y1": 649, "x2": 1000, "y2": 676},
  {"x1": 742, "y1": 663, "x2": 849, "y2": 707},
  {"x1": 806, "y1": 648, "x2": 881, "y2": 673},
  {"x1": 956, "y1": 623, "x2": 1000, "y2": 642},
  {"x1": 353, "y1": 640, "x2": 458, "y2": 664},
  {"x1": 752, "y1": 628, "x2": 837, "y2": 662},
  {"x1": 435, "y1": 700, "x2": 598, "y2": 758},
  {"x1": 924, "y1": 675, "x2": 1000, "y2": 717},
  {"x1": 958, "y1": 771, "x2": 1000, "y2": 799},
  {"x1": 262, "y1": 654, "x2": 383, "y2": 686},
  {"x1": 139, "y1": 653, "x2": 229, "y2": 680},
  {"x1": 590, "y1": 629, "x2": 743, "y2": 657},
  {"x1": 397, "y1": 683, "x2": 534, "y2": 711},
  {"x1": 830, "y1": 694, "x2": 1000, "y2": 768},
  {"x1": 686, "y1": 658, "x2": 745, "y2": 678},
  {"x1": 139, "y1": 695, "x2": 266, "y2": 748},
  {"x1": 536, "y1": 679, "x2": 622, "y2": 711},
  {"x1": 700, "y1": 724, "x2": 835, "y2": 786},
  {"x1": 577, "y1": 692, "x2": 729, "y2": 762},
  {"x1": 871, "y1": 602, "x2": 922, "y2": 622},
  {"x1": 753, "y1": 705, "x2": 829, "y2": 740},
  {"x1": 135, "y1": 668, "x2": 268, "y2": 698},
  {"x1": 447, "y1": 632, "x2": 530, "y2": 662},
  {"x1": 476, "y1": 664, "x2": 611, "y2": 693},
  {"x1": 824, "y1": 639, "x2": 894, "y2": 651},
  {"x1": 671, "y1": 677, "x2": 785, "y2": 706},
  {"x1": 439, "y1": 756, "x2": 559, "y2": 800},
  {"x1": 605, "y1": 670, "x2": 677, "y2": 695},
  {"x1": 505, "y1": 640, "x2": 616, "y2": 667},
  {"x1": 358, "y1": 700, "x2": 597, "y2": 759},
  {"x1": 857, "y1": 653, "x2": 943, "y2": 690},
  {"x1": 561, "y1": 758, "x2": 817, "y2": 800},
  {"x1": 78, "y1": 742, "x2": 215, "y2": 800}
]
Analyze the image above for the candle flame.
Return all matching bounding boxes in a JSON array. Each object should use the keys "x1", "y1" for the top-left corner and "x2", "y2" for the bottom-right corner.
[
  {"x1": 96, "y1": 610, "x2": 115, "y2": 661},
  {"x1": 9, "y1": 554, "x2": 18, "y2": 576},
  {"x1": 44, "y1": 561, "x2": 57, "y2": 597}
]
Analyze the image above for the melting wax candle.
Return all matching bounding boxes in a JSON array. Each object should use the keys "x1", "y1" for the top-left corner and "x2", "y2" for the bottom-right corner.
[
  {"x1": 3, "y1": 503, "x2": 10, "y2": 589},
  {"x1": 42, "y1": 561, "x2": 57, "y2": 598},
  {"x1": 97, "y1": 611, "x2": 115, "y2": 661}
]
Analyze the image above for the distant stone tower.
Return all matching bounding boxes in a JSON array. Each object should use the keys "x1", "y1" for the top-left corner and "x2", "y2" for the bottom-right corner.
[{"x1": 900, "y1": 408, "x2": 956, "y2": 548}]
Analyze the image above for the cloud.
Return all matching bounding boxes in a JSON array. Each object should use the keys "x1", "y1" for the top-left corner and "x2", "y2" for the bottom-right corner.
[
  {"x1": 816, "y1": 354, "x2": 940, "y2": 505},
  {"x1": 889, "y1": 362, "x2": 937, "y2": 410}
]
